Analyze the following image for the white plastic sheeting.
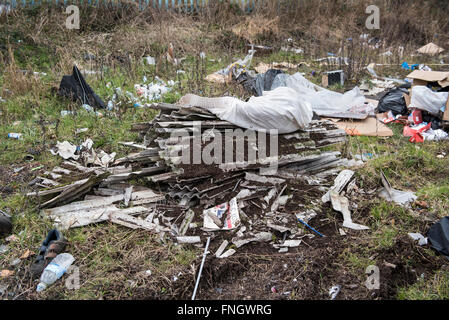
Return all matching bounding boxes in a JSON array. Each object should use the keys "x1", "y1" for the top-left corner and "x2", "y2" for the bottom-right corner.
[
  {"x1": 272, "y1": 73, "x2": 366, "y2": 116},
  {"x1": 410, "y1": 86, "x2": 449, "y2": 116},
  {"x1": 178, "y1": 87, "x2": 313, "y2": 134}
]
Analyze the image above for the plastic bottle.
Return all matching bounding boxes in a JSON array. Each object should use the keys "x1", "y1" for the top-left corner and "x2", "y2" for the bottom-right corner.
[{"x1": 36, "y1": 253, "x2": 75, "y2": 292}]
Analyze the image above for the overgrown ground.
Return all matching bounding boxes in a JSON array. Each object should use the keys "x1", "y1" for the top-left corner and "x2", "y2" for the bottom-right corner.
[{"x1": 1, "y1": 3, "x2": 449, "y2": 300}]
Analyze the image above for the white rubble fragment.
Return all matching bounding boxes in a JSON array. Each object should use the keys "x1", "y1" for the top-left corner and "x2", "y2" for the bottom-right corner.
[
  {"x1": 330, "y1": 191, "x2": 369, "y2": 231},
  {"x1": 322, "y1": 170, "x2": 355, "y2": 203},
  {"x1": 219, "y1": 249, "x2": 236, "y2": 258},
  {"x1": 215, "y1": 240, "x2": 229, "y2": 258},
  {"x1": 408, "y1": 233, "x2": 428, "y2": 246}
]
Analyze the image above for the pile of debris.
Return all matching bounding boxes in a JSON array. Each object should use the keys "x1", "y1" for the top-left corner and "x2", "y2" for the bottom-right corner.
[
  {"x1": 377, "y1": 70, "x2": 449, "y2": 143},
  {"x1": 27, "y1": 101, "x2": 368, "y2": 256}
]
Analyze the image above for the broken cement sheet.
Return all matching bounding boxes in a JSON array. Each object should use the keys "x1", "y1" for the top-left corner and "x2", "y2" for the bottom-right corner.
[
  {"x1": 330, "y1": 191, "x2": 369, "y2": 231},
  {"x1": 42, "y1": 189, "x2": 164, "y2": 229},
  {"x1": 178, "y1": 86, "x2": 313, "y2": 134},
  {"x1": 322, "y1": 169, "x2": 354, "y2": 203},
  {"x1": 232, "y1": 232, "x2": 273, "y2": 248},
  {"x1": 203, "y1": 197, "x2": 241, "y2": 231},
  {"x1": 379, "y1": 171, "x2": 417, "y2": 206},
  {"x1": 326, "y1": 117, "x2": 393, "y2": 137}
]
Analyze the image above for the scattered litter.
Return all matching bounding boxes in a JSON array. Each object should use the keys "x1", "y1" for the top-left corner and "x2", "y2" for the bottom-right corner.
[
  {"x1": 7, "y1": 133, "x2": 22, "y2": 140},
  {"x1": 219, "y1": 249, "x2": 236, "y2": 258},
  {"x1": 0, "y1": 270, "x2": 14, "y2": 278},
  {"x1": 20, "y1": 249, "x2": 35, "y2": 259},
  {"x1": 75, "y1": 128, "x2": 89, "y2": 134},
  {"x1": 408, "y1": 233, "x2": 428, "y2": 246},
  {"x1": 206, "y1": 50, "x2": 255, "y2": 84},
  {"x1": 10, "y1": 258, "x2": 21, "y2": 267},
  {"x1": 254, "y1": 62, "x2": 298, "y2": 74},
  {"x1": 203, "y1": 198, "x2": 241, "y2": 231},
  {"x1": 329, "y1": 285, "x2": 341, "y2": 300},
  {"x1": 379, "y1": 171, "x2": 417, "y2": 206},
  {"x1": 144, "y1": 56, "x2": 156, "y2": 65},
  {"x1": 297, "y1": 217, "x2": 324, "y2": 237},
  {"x1": 0, "y1": 244, "x2": 9, "y2": 254},
  {"x1": 37, "y1": 253, "x2": 75, "y2": 292},
  {"x1": 5, "y1": 235, "x2": 18, "y2": 242}
]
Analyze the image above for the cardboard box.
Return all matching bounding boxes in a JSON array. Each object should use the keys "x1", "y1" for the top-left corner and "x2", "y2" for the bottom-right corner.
[
  {"x1": 406, "y1": 71, "x2": 449, "y2": 121},
  {"x1": 406, "y1": 70, "x2": 449, "y2": 88},
  {"x1": 325, "y1": 117, "x2": 393, "y2": 137},
  {"x1": 321, "y1": 70, "x2": 344, "y2": 87}
]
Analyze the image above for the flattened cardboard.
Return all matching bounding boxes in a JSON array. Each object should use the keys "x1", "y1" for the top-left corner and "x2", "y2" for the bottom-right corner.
[
  {"x1": 417, "y1": 43, "x2": 444, "y2": 56},
  {"x1": 324, "y1": 117, "x2": 393, "y2": 137},
  {"x1": 406, "y1": 70, "x2": 449, "y2": 88},
  {"x1": 444, "y1": 98, "x2": 449, "y2": 122},
  {"x1": 403, "y1": 93, "x2": 411, "y2": 107}
]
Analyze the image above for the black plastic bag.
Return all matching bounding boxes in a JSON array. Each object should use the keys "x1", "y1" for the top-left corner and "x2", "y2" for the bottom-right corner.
[
  {"x1": 428, "y1": 216, "x2": 449, "y2": 261},
  {"x1": 0, "y1": 211, "x2": 12, "y2": 238},
  {"x1": 376, "y1": 87, "x2": 409, "y2": 116},
  {"x1": 58, "y1": 65, "x2": 106, "y2": 109}
]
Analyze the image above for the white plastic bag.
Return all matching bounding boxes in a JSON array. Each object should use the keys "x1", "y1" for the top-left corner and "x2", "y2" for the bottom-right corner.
[
  {"x1": 410, "y1": 86, "x2": 449, "y2": 116},
  {"x1": 179, "y1": 87, "x2": 313, "y2": 134},
  {"x1": 277, "y1": 73, "x2": 366, "y2": 116}
]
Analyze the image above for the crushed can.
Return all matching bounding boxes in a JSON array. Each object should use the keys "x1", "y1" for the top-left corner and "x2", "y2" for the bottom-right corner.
[{"x1": 7, "y1": 133, "x2": 22, "y2": 140}]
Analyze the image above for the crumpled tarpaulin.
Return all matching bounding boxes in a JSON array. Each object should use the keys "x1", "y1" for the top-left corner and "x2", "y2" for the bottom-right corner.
[
  {"x1": 240, "y1": 72, "x2": 366, "y2": 116},
  {"x1": 428, "y1": 216, "x2": 449, "y2": 261},
  {"x1": 178, "y1": 86, "x2": 313, "y2": 134},
  {"x1": 58, "y1": 65, "x2": 106, "y2": 109}
]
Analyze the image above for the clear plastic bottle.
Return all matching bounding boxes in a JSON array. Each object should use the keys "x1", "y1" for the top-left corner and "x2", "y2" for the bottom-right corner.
[{"x1": 36, "y1": 253, "x2": 75, "y2": 292}]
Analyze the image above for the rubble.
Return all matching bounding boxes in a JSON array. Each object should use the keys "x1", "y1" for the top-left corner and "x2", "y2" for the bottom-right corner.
[{"x1": 29, "y1": 100, "x2": 357, "y2": 256}]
